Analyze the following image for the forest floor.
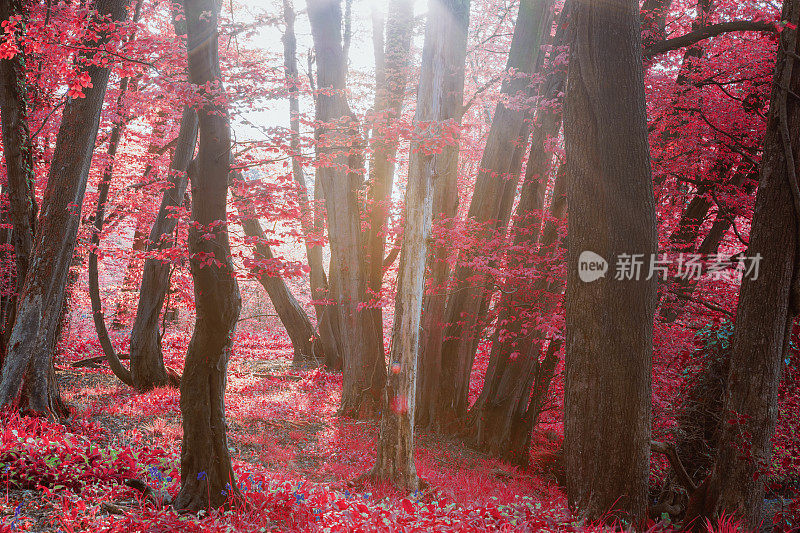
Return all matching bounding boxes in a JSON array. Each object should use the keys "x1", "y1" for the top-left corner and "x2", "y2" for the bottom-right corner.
[
  {"x1": 0, "y1": 330, "x2": 577, "y2": 532},
  {"x1": 0, "y1": 329, "x2": 791, "y2": 531}
]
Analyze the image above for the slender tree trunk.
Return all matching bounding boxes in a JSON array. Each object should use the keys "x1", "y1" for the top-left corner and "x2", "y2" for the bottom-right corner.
[
  {"x1": 702, "y1": 1, "x2": 800, "y2": 527},
  {"x1": 282, "y1": 0, "x2": 330, "y2": 335},
  {"x1": 89, "y1": 74, "x2": 137, "y2": 387},
  {"x1": 306, "y1": 0, "x2": 385, "y2": 417},
  {"x1": 562, "y1": 0, "x2": 657, "y2": 524},
  {"x1": 231, "y1": 174, "x2": 320, "y2": 366},
  {"x1": 0, "y1": 0, "x2": 130, "y2": 417},
  {"x1": 428, "y1": 0, "x2": 555, "y2": 432},
  {"x1": 173, "y1": 0, "x2": 241, "y2": 512},
  {"x1": 362, "y1": 0, "x2": 415, "y2": 364},
  {"x1": 0, "y1": 0, "x2": 37, "y2": 363}
]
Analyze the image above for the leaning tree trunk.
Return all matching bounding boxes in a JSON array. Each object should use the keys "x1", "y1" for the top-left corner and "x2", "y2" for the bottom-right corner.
[
  {"x1": 0, "y1": 0, "x2": 130, "y2": 417},
  {"x1": 129, "y1": 107, "x2": 197, "y2": 390},
  {"x1": 172, "y1": 0, "x2": 241, "y2": 512},
  {"x1": 369, "y1": 0, "x2": 469, "y2": 488},
  {"x1": 230, "y1": 174, "x2": 320, "y2": 366},
  {"x1": 701, "y1": 1, "x2": 800, "y2": 528},
  {"x1": 422, "y1": 0, "x2": 554, "y2": 432},
  {"x1": 306, "y1": 0, "x2": 385, "y2": 417},
  {"x1": 0, "y1": 0, "x2": 37, "y2": 362},
  {"x1": 562, "y1": 0, "x2": 657, "y2": 525},
  {"x1": 129, "y1": 1, "x2": 196, "y2": 391},
  {"x1": 467, "y1": 9, "x2": 571, "y2": 460}
]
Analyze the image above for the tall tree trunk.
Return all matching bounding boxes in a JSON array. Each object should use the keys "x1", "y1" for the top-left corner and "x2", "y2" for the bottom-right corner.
[
  {"x1": 306, "y1": 0, "x2": 385, "y2": 417},
  {"x1": 428, "y1": 0, "x2": 555, "y2": 432},
  {"x1": 129, "y1": 0, "x2": 195, "y2": 391},
  {"x1": 0, "y1": 0, "x2": 130, "y2": 417},
  {"x1": 408, "y1": 0, "x2": 469, "y2": 432},
  {"x1": 0, "y1": 0, "x2": 37, "y2": 363},
  {"x1": 89, "y1": 74, "x2": 137, "y2": 388},
  {"x1": 129, "y1": 107, "x2": 196, "y2": 389},
  {"x1": 562, "y1": 0, "x2": 657, "y2": 524},
  {"x1": 702, "y1": 1, "x2": 800, "y2": 527},
  {"x1": 362, "y1": 0, "x2": 415, "y2": 365},
  {"x1": 173, "y1": 0, "x2": 241, "y2": 512},
  {"x1": 369, "y1": 0, "x2": 469, "y2": 488},
  {"x1": 282, "y1": 0, "x2": 332, "y2": 345}
]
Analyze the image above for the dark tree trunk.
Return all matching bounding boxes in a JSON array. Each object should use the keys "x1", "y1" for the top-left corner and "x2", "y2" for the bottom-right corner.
[
  {"x1": 129, "y1": 107, "x2": 196, "y2": 390},
  {"x1": 562, "y1": 0, "x2": 657, "y2": 524},
  {"x1": 129, "y1": 1, "x2": 196, "y2": 391},
  {"x1": 469, "y1": 163, "x2": 567, "y2": 465},
  {"x1": 89, "y1": 74, "x2": 137, "y2": 388},
  {"x1": 173, "y1": 0, "x2": 241, "y2": 512},
  {"x1": 463, "y1": 8, "x2": 571, "y2": 461},
  {"x1": 306, "y1": 0, "x2": 385, "y2": 417},
  {"x1": 0, "y1": 0, "x2": 130, "y2": 417},
  {"x1": 428, "y1": 0, "x2": 555, "y2": 432},
  {"x1": 702, "y1": 1, "x2": 800, "y2": 527},
  {"x1": 0, "y1": 0, "x2": 37, "y2": 363}
]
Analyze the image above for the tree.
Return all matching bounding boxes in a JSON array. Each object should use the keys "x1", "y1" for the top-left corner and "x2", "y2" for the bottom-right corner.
[
  {"x1": 418, "y1": 0, "x2": 555, "y2": 431},
  {"x1": 128, "y1": 107, "x2": 196, "y2": 389},
  {"x1": 701, "y1": 0, "x2": 800, "y2": 527},
  {"x1": 362, "y1": 0, "x2": 415, "y2": 370},
  {"x1": 306, "y1": 0, "x2": 385, "y2": 417},
  {"x1": 562, "y1": 0, "x2": 657, "y2": 524},
  {"x1": 0, "y1": 0, "x2": 130, "y2": 417},
  {"x1": 368, "y1": 0, "x2": 470, "y2": 489},
  {"x1": 129, "y1": 1, "x2": 196, "y2": 390},
  {"x1": 231, "y1": 171, "x2": 320, "y2": 366},
  {"x1": 172, "y1": 0, "x2": 241, "y2": 511},
  {"x1": 410, "y1": 0, "x2": 471, "y2": 432},
  {"x1": 0, "y1": 0, "x2": 37, "y2": 365}
]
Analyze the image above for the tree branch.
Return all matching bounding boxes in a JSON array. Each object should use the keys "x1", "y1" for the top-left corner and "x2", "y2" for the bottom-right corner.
[{"x1": 644, "y1": 20, "x2": 776, "y2": 58}]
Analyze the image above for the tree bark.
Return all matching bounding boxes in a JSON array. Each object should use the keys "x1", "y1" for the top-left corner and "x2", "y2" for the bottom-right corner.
[
  {"x1": 282, "y1": 0, "x2": 331, "y2": 349},
  {"x1": 231, "y1": 175, "x2": 320, "y2": 366},
  {"x1": 427, "y1": 0, "x2": 555, "y2": 432},
  {"x1": 411, "y1": 0, "x2": 473, "y2": 429},
  {"x1": 0, "y1": 0, "x2": 37, "y2": 364},
  {"x1": 562, "y1": 0, "x2": 657, "y2": 525},
  {"x1": 362, "y1": 0, "x2": 415, "y2": 365},
  {"x1": 129, "y1": 2, "x2": 196, "y2": 391},
  {"x1": 173, "y1": 0, "x2": 241, "y2": 512},
  {"x1": 702, "y1": 1, "x2": 800, "y2": 527},
  {"x1": 306, "y1": 0, "x2": 385, "y2": 417},
  {"x1": 0, "y1": 0, "x2": 130, "y2": 417}
]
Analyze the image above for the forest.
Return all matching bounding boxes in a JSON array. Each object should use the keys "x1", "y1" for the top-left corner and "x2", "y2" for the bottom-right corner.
[{"x1": 0, "y1": 0, "x2": 799, "y2": 530}]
